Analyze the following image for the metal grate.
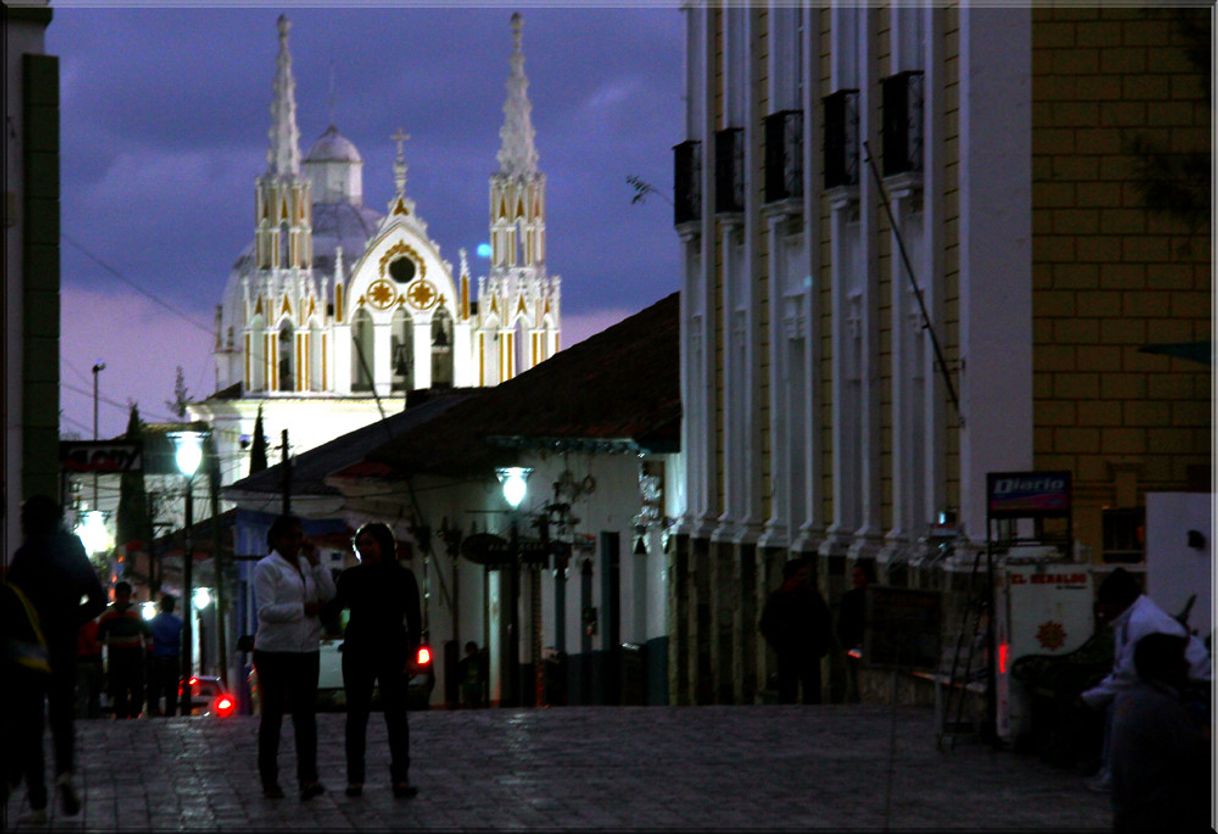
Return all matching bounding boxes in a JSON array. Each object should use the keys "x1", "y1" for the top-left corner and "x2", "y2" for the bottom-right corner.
[
  {"x1": 881, "y1": 71, "x2": 925, "y2": 177},
  {"x1": 672, "y1": 140, "x2": 702, "y2": 225},
  {"x1": 764, "y1": 109, "x2": 804, "y2": 204},
  {"x1": 714, "y1": 128, "x2": 745, "y2": 214},
  {"x1": 823, "y1": 89, "x2": 860, "y2": 189}
]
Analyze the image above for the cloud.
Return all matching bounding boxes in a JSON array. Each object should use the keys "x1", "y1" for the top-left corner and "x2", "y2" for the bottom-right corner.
[
  {"x1": 560, "y1": 306, "x2": 637, "y2": 350},
  {"x1": 60, "y1": 286, "x2": 214, "y2": 440}
]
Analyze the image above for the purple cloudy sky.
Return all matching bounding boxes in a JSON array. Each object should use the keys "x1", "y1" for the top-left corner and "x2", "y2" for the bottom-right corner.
[{"x1": 49, "y1": 5, "x2": 684, "y2": 440}]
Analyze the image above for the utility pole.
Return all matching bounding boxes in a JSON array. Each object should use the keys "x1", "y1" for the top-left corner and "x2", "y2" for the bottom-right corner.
[
  {"x1": 280, "y1": 429, "x2": 291, "y2": 515},
  {"x1": 91, "y1": 362, "x2": 105, "y2": 506}
]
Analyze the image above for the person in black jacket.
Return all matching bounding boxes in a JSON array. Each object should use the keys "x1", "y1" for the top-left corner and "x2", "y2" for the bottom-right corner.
[
  {"x1": 760, "y1": 557, "x2": 832, "y2": 704},
  {"x1": 7, "y1": 495, "x2": 107, "y2": 819},
  {"x1": 334, "y1": 522, "x2": 422, "y2": 799}
]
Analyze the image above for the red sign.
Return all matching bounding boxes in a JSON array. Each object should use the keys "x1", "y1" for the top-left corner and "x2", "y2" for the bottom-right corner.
[{"x1": 60, "y1": 442, "x2": 143, "y2": 473}]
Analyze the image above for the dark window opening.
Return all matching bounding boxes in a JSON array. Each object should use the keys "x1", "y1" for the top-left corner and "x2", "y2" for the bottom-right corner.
[
  {"x1": 673, "y1": 140, "x2": 702, "y2": 225},
  {"x1": 389, "y1": 257, "x2": 417, "y2": 284},
  {"x1": 881, "y1": 71, "x2": 924, "y2": 177},
  {"x1": 764, "y1": 109, "x2": 804, "y2": 204},
  {"x1": 714, "y1": 128, "x2": 745, "y2": 214},
  {"x1": 823, "y1": 90, "x2": 860, "y2": 189}
]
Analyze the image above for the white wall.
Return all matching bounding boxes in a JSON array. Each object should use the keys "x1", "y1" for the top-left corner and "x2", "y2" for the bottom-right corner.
[{"x1": 1146, "y1": 492, "x2": 1213, "y2": 642}]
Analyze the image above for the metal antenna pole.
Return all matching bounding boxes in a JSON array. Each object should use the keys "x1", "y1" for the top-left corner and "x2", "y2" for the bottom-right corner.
[{"x1": 861, "y1": 140, "x2": 964, "y2": 427}]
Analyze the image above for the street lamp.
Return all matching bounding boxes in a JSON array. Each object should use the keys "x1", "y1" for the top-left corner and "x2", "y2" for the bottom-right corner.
[
  {"x1": 169, "y1": 428, "x2": 207, "y2": 716},
  {"x1": 495, "y1": 466, "x2": 532, "y2": 707},
  {"x1": 77, "y1": 509, "x2": 113, "y2": 557}
]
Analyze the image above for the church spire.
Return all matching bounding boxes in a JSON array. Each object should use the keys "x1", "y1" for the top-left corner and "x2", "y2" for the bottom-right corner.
[
  {"x1": 496, "y1": 12, "x2": 539, "y2": 179},
  {"x1": 267, "y1": 14, "x2": 301, "y2": 176}
]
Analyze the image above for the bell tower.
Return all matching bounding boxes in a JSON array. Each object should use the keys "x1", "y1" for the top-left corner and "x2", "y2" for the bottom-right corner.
[{"x1": 479, "y1": 13, "x2": 560, "y2": 384}]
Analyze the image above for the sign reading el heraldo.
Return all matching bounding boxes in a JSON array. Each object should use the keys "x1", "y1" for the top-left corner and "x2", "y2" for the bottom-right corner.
[
  {"x1": 987, "y1": 471, "x2": 1071, "y2": 518},
  {"x1": 864, "y1": 586, "x2": 942, "y2": 671}
]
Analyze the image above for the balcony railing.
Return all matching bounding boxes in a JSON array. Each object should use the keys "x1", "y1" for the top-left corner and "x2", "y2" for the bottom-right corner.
[
  {"x1": 714, "y1": 128, "x2": 745, "y2": 214},
  {"x1": 882, "y1": 70, "x2": 925, "y2": 177},
  {"x1": 764, "y1": 109, "x2": 804, "y2": 204},
  {"x1": 673, "y1": 140, "x2": 702, "y2": 226},
  {"x1": 823, "y1": 90, "x2": 860, "y2": 189}
]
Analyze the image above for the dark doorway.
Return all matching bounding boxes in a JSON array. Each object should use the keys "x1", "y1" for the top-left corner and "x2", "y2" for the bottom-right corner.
[{"x1": 600, "y1": 531, "x2": 621, "y2": 705}]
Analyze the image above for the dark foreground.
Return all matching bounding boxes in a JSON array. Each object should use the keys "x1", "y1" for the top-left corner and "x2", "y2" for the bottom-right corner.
[{"x1": 5, "y1": 705, "x2": 1112, "y2": 831}]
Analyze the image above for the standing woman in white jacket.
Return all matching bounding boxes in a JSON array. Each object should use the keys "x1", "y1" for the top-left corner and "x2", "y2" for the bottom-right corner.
[{"x1": 253, "y1": 515, "x2": 336, "y2": 801}]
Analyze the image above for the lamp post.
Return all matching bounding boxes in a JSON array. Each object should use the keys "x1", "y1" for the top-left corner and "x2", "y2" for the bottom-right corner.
[
  {"x1": 496, "y1": 466, "x2": 531, "y2": 708},
  {"x1": 169, "y1": 429, "x2": 206, "y2": 716},
  {"x1": 91, "y1": 361, "x2": 105, "y2": 508}
]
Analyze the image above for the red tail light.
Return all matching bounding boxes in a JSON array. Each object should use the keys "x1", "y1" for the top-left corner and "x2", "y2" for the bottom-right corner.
[
  {"x1": 998, "y1": 642, "x2": 1010, "y2": 675},
  {"x1": 213, "y1": 695, "x2": 236, "y2": 718},
  {"x1": 416, "y1": 645, "x2": 432, "y2": 666}
]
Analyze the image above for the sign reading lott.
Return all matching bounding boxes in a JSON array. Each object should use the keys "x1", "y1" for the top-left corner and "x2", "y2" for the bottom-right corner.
[
  {"x1": 60, "y1": 441, "x2": 143, "y2": 474},
  {"x1": 986, "y1": 471, "x2": 1072, "y2": 518}
]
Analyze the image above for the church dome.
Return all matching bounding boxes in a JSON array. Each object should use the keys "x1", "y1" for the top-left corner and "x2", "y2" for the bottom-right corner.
[{"x1": 305, "y1": 125, "x2": 362, "y2": 163}]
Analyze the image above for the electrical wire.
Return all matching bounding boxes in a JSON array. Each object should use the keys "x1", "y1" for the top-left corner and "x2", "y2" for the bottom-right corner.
[{"x1": 61, "y1": 232, "x2": 213, "y2": 335}]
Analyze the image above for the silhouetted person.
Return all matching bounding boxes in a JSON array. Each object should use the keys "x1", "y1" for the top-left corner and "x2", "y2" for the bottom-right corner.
[
  {"x1": 75, "y1": 616, "x2": 103, "y2": 719},
  {"x1": 1080, "y1": 568, "x2": 1211, "y2": 793},
  {"x1": 458, "y1": 640, "x2": 486, "y2": 708},
  {"x1": 760, "y1": 557, "x2": 832, "y2": 704},
  {"x1": 334, "y1": 522, "x2": 421, "y2": 799},
  {"x1": 838, "y1": 562, "x2": 874, "y2": 703},
  {"x1": 1110, "y1": 632, "x2": 1209, "y2": 832},
  {"x1": 253, "y1": 515, "x2": 335, "y2": 801},
  {"x1": 146, "y1": 595, "x2": 183, "y2": 717},
  {"x1": 7, "y1": 495, "x2": 107, "y2": 818},
  {"x1": 98, "y1": 581, "x2": 150, "y2": 719}
]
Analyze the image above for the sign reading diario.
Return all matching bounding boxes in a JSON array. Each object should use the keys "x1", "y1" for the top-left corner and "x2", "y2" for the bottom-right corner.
[{"x1": 986, "y1": 471, "x2": 1071, "y2": 518}]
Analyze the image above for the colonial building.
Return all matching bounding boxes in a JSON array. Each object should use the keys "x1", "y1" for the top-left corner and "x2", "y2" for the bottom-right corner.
[
  {"x1": 3, "y1": 2, "x2": 60, "y2": 559},
  {"x1": 191, "y1": 13, "x2": 562, "y2": 485},
  {"x1": 670, "y1": 4, "x2": 1210, "y2": 706}
]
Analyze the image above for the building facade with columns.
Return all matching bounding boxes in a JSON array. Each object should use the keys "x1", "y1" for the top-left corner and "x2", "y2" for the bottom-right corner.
[
  {"x1": 669, "y1": 4, "x2": 1211, "y2": 706},
  {"x1": 191, "y1": 14, "x2": 563, "y2": 485}
]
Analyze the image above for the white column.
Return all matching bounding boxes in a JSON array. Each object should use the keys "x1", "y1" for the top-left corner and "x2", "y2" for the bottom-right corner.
[
  {"x1": 373, "y1": 320, "x2": 393, "y2": 397},
  {"x1": 413, "y1": 320, "x2": 432, "y2": 390},
  {"x1": 921, "y1": 6, "x2": 947, "y2": 530},
  {"x1": 958, "y1": 7, "x2": 1033, "y2": 541},
  {"x1": 851, "y1": 7, "x2": 882, "y2": 560}
]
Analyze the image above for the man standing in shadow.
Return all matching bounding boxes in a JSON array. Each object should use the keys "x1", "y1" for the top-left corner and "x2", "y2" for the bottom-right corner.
[{"x1": 760, "y1": 557, "x2": 832, "y2": 704}]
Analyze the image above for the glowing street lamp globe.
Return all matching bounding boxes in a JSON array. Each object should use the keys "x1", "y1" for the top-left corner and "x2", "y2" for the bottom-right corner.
[
  {"x1": 76, "y1": 509, "x2": 112, "y2": 555},
  {"x1": 168, "y1": 430, "x2": 206, "y2": 478},
  {"x1": 193, "y1": 587, "x2": 212, "y2": 610},
  {"x1": 496, "y1": 466, "x2": 533, "y2": 510}
]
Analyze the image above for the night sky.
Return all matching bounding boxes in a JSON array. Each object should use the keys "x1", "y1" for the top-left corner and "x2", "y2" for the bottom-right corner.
[{"x1": 49, "y1": 5, "x2": 684, "y2": 439}]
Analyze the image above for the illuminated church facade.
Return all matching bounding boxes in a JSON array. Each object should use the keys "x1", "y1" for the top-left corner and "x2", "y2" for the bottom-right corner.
[{"x1": 191, "y1": 14, "x2": 562, "y2": 485}]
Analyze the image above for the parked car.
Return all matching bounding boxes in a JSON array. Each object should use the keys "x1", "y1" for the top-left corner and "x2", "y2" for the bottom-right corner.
[
  {"x1": 247, "y1": 640, "x2": 435, "y2": 713},
  {"x1": 178, "y1": 675, "x2": 238, "y2": 718}
]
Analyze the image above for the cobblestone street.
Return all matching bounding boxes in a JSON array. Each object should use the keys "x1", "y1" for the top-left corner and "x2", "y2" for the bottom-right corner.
[{"x1": 4, "y1": 705, "x2": 1111, "y2": 831}]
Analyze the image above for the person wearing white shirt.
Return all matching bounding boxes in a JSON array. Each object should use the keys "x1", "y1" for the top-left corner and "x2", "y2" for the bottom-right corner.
[
  {"x1": 253, "y1": 515, "x2": 336, "y2": 801},
  {"x1": 1080, "y1": 568, "x2": 1211, "y2": 793}
]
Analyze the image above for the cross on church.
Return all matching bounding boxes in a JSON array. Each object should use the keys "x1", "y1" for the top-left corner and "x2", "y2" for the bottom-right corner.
[{"x1": 392, "y1": 127, "x2": 411, "y2": 155}]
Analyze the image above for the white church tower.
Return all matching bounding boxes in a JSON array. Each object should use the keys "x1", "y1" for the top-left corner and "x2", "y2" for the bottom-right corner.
[
  {"x1": 192, "y1": 13, "x2": 564, "y2": 486},
  {"x1": 475, "y1": 13, "x2": 561, "y2": 386}
]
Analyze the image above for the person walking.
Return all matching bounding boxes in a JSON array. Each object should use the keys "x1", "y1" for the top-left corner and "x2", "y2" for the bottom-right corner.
[
  {"x1": 7, "y1": 495, "x2": 107, "y2": 818},
  {"x1": 760, "y1": 556, "x2": 832, "y2": 704},
  {"x1": 333, "y1": 522, "x2": 422, "y2": 799},
  {"x1": 1110, "y1": 632, "x2": 1209, "y2": 832},
  {"x1": 75, "y1": 616, "x2": 103, "y2": 719},
  {"x1": 253, "y1": 515, "x2": 335, "y2": 801},
  {"x1": 146, "y1": 595, "x2": 184, "y2": 717},
  {"x1": 1079, "y1": 568, "x2": 1211, "y2": 793},
  {"x1": 98, "y1": 581, "x2": 150, "y2": 719}
]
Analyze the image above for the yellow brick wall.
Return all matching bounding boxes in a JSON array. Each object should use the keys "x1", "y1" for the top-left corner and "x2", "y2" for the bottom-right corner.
[{"x1": 1031, "y1": 6, "x2": 1212, "y2": 561}]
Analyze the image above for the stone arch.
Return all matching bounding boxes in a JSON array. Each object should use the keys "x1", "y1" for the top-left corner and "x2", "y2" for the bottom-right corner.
[
  {"x1": 391, "y1": 307, "x2": 414, "y2": 392},
  {"x1": 277, "y1": 319, "x2": 295, "y2": 392},
  {"x1": 351, "y1": 308, "x2": 374, "y2": 392},
  {"x1": 431, "y1": 306, "x2": 454, "y2": 388},
  {"x1": 248, "y1": 313, "x2": 266, "y2": 391}
]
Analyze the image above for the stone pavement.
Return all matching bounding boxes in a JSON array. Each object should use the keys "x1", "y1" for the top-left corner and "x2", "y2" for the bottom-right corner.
[{"x1": 4, "y1": 705, "x2": 1113, "y2": 831}]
